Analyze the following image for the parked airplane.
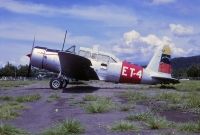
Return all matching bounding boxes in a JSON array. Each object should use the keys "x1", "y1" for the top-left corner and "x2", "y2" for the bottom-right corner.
[{"x1": 27, "y1": 37, "x2": 179, "y2": 90}]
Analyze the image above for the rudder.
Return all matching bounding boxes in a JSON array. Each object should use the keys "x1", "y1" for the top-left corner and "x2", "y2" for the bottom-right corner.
[
  {"x1": 158, "y1": 45, "x2": 172, "y2": 74},
  {"x1": 146, "y1": 45, "x2": 172, "y2": 74}
]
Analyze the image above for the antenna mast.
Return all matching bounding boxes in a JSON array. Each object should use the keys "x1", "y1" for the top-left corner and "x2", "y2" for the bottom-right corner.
[{"x1": 61, "y1": 30, "x2": 67, "y2": 51}]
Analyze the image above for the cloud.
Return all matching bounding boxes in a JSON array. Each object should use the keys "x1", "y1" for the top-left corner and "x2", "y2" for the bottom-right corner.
[
  {"x1": 123, "y1": 30, "x2": 140, "y2": 45},
  {"x1": 0, "y1": 0, "x2": 137, "y2": 26},
  {"x1": 169, "y1": 23, "x2": 194, "y2": 36},
  {"x1": 0, "y1": 22, "x2": 97, "y2": 46},
  {"x1": 19, "y1": 56, "x2": 29, "y2": 65},
  {"x1": 0, "y1": 61, "x2": 5, "y2": 68},
  {"x1": 186, "y1": 39, "x2": 200, "y2": 56},
  {"x1": 112, "y1": 30, "x2": 186, "y2": 63},
  {"x1": 152, "y1": 0, "x2": 176, "y2": 5},
  {"x1": 123, "y1": 30, "x2": 172, "y2": 47}
]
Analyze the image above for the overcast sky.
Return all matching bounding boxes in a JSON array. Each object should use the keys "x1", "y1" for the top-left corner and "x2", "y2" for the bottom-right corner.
[{"x1": 0, "y1": 0, "x2": 200, "y2": 66}]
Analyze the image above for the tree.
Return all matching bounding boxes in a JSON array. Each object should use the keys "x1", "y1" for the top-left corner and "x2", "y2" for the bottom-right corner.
[
  {"x1": 17, "y1": 65, "x2": 29, "y2": 77},
  {"x1": 0, "y1": 62, "x2": 17, "y2": 77},
  {"x1": 187, "y1": 65, "x2": 200, "y2": 77}
]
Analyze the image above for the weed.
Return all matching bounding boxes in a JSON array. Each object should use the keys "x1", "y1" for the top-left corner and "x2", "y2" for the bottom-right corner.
[
  {"x1": 145, "y1": 116, "x2": 169, "y2": 129},
  {"x1": 126, "y1": 112, "x2": 153, "y2": 121},
  {"x1": 153, "y1": 81, "x2": 200, "y2": 92},
  {"x1": 16, "y1": 94, "x2": 41, "y2": 103},
  {"x1": 83, "y1": 95, "x2": 98, "y2": 101},
  {"x1": 85, "y1": 97, "x2": 113, "y2": 113},
  {"x1": 42, "y1": 119, "x2": 84, "y2": 135},
  {"x1": 0, "y1": 80, "x2": 36, "y2": 90},
  {"x1": 48, "y1": 93, "x2": 60, "y2": 101},
  {"x1": 119, "y1": 104, "x2": 134, "y2": 112},
  {"x1": 126, "y1": 112, "x2": 170, "y2": 129},
  {"x1": 0, "y1": 96, "x2": 13, "y2": 101},
  {"x1": 0, "y1": 123, "x2": 27, "y2": 135},
  {"x1": 0, "y1": 102, "x2": 24, "y2": 120},
  {"x1": 119, "y1": 91, "x2": 147, "y2": 102},
  {"x1": 185, "y1": 92, "x2": 200, "y2": 109},
  {"x1": 156, "y1": 92, "x2": 183, "y2": 104},
  {"x1": 111, "y1": 121, "x2": 138, "y2": 132},
  {"x1": 177, "y1": 121, "x2": 200, "y2": 132},
  {"x1": 175, "y1": 80, "x2": 200, "y2": 92}
]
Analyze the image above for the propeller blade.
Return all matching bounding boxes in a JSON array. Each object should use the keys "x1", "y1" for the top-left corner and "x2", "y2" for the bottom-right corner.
[
  {"x1": 31, "y1": 36, "x2": 35, "y2": 52},
  {"x1": 27, "y1": 36, "x2": 36, "y2": 77}
]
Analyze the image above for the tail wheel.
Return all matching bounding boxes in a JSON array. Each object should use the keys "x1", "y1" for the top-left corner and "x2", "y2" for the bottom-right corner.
[{"x1": 50, "y1": 78, "x2": 61, "y2": 90}]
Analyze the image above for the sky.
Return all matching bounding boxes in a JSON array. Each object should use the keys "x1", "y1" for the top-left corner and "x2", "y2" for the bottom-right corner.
[{"x1": 0, "y1": 0, "x2": 200, "y2": 67}]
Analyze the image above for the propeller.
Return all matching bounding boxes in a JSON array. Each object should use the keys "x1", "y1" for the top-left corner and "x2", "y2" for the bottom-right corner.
[{"x1": 27, "y1": 36, "x2": 35, "y2": 77}]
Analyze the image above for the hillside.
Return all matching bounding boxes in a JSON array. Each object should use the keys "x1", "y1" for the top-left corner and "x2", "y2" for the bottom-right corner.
[{"x1": 171, "y1": 55, "x2": 200, "y2": 70}]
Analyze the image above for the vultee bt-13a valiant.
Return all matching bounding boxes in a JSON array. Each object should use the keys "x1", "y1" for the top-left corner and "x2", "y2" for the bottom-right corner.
[{"x1": 27, "y1": 36, "x2": 179, "y2": 90}]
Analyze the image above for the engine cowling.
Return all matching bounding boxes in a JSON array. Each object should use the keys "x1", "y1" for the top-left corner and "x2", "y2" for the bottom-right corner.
[{"x1": 30, "y1": 47, "x2": 60, "y2": 73}]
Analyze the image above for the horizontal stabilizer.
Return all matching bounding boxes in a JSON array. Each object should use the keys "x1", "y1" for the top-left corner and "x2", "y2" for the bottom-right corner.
[{"x1": 152, "y1": 76, "x2": 179, "y2": 84}]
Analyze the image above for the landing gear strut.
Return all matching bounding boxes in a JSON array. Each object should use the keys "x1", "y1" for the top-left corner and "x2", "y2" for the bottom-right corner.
[
  {"x1": 60, "y1": 78, "x2": 69, "y2": 89},
  {"x1": 49, "y1": 77, "x2": 69, "y2": 90}
]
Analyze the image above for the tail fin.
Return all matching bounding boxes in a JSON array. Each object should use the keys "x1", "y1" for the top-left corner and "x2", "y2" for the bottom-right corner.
[{"x1": 146, "y1": 45, "x2": 172, "y2": 74}]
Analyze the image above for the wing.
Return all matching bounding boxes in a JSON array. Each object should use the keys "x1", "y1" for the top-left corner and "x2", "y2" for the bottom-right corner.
[
  {"x1": 152, "y1": 76, "x2": 179, "y2": 84},
  {"x1": 58, "y1": 52, "x2": 98, "y2": 80}
]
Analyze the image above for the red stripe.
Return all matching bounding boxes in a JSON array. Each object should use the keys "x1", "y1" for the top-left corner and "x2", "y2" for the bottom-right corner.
[{"x1": 159, "y1": 63, "x2": 171, "y2": 74}]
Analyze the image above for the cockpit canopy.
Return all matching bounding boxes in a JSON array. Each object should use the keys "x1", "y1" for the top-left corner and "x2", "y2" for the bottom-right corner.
[{"x1": 79, "y1": 47, "x2": 120, "y2": 63}]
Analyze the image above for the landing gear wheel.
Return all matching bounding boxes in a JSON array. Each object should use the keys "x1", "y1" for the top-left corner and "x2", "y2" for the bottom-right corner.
[
  {"x1": 60, "y1": 79, "x2": 69, "y2": 89},
  {"x1": 50, "y1": 78, "x2": 61, "y2": 90}
]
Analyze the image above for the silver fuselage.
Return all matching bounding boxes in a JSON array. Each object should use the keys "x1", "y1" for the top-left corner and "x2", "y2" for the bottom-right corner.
[{"x1": 30, "y1": 46, "x2": 163, "y2": 84}]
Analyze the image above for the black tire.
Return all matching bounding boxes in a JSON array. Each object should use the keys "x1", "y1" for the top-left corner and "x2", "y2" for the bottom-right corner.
[
  {"x1": 50, "y1": 78, "x2": 61, "y2": 90},
  {"x1": 60, "y1": 79, "x2": 69, "y2": 89}
]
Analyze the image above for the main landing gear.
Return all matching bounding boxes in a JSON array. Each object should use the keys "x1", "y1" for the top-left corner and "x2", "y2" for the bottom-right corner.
[{"x1": 49, "y1": 77, "x2": 69, "y2": 90}]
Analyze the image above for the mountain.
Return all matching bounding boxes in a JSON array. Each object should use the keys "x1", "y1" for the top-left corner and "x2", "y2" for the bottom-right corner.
[{"x1": 171, "y1": 55, "x2": 200, "y2": 70}]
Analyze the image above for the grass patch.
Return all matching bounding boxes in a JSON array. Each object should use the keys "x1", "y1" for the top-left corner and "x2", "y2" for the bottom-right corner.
[
  {"x1": 16, "y1": 94, "x2": 41, "y2": 103},
  {"x1": 152, "y1": 81, "x2": 200, "y2": 92},
  {"x1": 0, "y1": 80, "x2": 36, "y2": 90},
  {"x1": 156, "y1": 92, "x2": 183, "y2": 104},
  {"x1": 84, "y1": 97, "x2": 113, "y2": 113},
  {"x1": 47, "y1": 93, "x2": 60, "y2": 102},
  {"x1": 0, "y1": 123, "x2": 27, "y2": 135},
  {"x1": 177, "y1": 121, "x2": 200, "y2": 132},
  {"x1": 126, "y1": 112, "x2": 170, "y2": 130},
  {"x1": 42, "y1": 119, "x2": 84, "y2": 135},
  {"x1": 119, "y1": 104, "x2": 134, "y2": 112},
  {"x1": 0, "y1": 96, "x2": 13, "y2": 101},
  {"x1": 185, "y1": 92, "x2": 200, "y2": 109},
  {"x1": 174, "y1": 80, "x2": 200, "y2": 91},
  {"x1": 111, "y1": 121, "x2": 139, "y2": 132},
  {"x1": 119, "y1": 91, "x2": 147, "y2": 102},
  {"x1": 126, "y1": 112, "x2": 153, "y2": 121},
  {"x1": 0, "y1": 102, "x2": 25, "y2": 120},
  {"x1": 83, "y1": 95, "x2": 98, "y2": 101},
  {"x1": 145, "y1": 116, "x2": 170, "y2": 129},
  {"x1": 155, "y1": 91, "x2": 200, "y2": 112}
]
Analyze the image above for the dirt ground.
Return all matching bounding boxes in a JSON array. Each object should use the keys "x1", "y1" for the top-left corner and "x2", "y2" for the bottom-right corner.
[{"x1": 0, "y1": 81, "x2": 199, "y2": 135}]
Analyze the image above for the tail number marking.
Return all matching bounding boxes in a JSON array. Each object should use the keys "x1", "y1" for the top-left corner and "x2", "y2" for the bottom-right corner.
[
  {"x1": 122, "y1": 66, "x2": 142, "y2": 78},
  {"x1": 120, "y1": 61, "x2": 143, "y2": 83}
]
